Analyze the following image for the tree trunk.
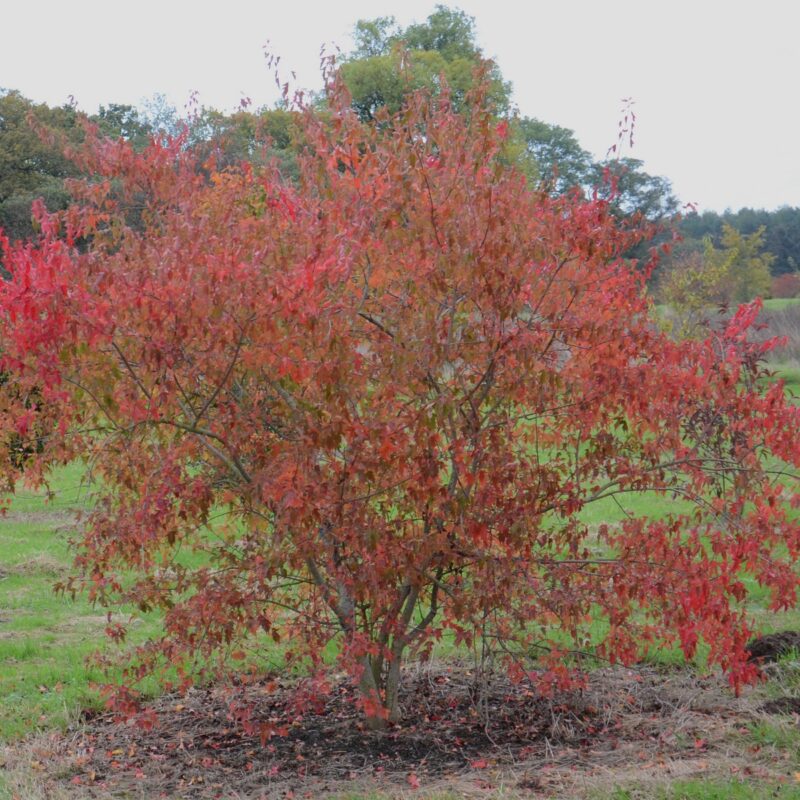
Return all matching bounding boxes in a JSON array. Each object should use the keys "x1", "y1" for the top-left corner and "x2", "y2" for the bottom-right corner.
[
  {"x1": 384, "y1": 656, "x2": 402, "y2": 723},
  {"x1": 358, "y1": 654, "x2": 402, "y2": 731}
]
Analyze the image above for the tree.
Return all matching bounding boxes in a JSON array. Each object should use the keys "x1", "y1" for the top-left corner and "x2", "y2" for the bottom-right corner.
[
  {"x1": 514, "y1": 120, "x2": 677, "y2": 241},
  {"x1": 660, "y1": 224, "x2": 775, "y2": 323},
  {"x1": 91, "y1": 103, "x2": 153, "y2": 149},
  {"x1": 516, "y1": 117, "x2": 593, "y2": 194},
  {"x1": 0, "y1": 91, "x2": 82, "y2": 254},
  {"x1": 401, "y1": 5, "x2": 480, "y2": 61},
  {"x1": 0, "y1": 90, "x2": 81, "y2": 203},
  {"x1": 591, "y1": 157, "x2": 678, "y2": 223},
  {"x1": 351, "y1": 16, "x2": 400, "y2": 59},
  {"x1": 138, "y1": 93, "x2": 182, "y2": 138},
  {"x1": 680, "y1": 210, "x2": 723, "y2": 243},
  {"x1": 340, "y1": 6, "x2": 511, "y2": 121},
  {"x1": 715, "y1": 224, "x2": 774, "y2": 303},
  {"x1": 186, "y1": 106, "x2": 301, "y2": 180},
  {"x1": 657, "y1": 243, "x2": 731, "y2": 333},
  {"x1": 341, "y1": 7, "x2": 679, "y2": 231},
  {"x1": 679, "y1": 207, "x2": 800, "y2": 277},
  {"x1": 772, "y1": 272, "x2": 800, "y2": 298},
  {"x1": 0, "y1": 93, "x2": 159, "y2": 259},
  {"x1": 1, "y1": 74, "x2": 798, "y2": 734},
  {"x1": 766, "y1": 207, "x2": 800, "y2": 275}
]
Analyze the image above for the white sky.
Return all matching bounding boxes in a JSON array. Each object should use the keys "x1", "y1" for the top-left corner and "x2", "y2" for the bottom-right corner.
[{"x1": 2, "y1": 0, "x2": 798, "y2": 212}]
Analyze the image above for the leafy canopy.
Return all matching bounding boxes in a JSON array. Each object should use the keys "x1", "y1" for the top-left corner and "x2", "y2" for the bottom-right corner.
[
  {"x1": 661, "y1": 223, "x2": 775, "y2": 321},
  {"x1": 341, "y1": 6, "x2": 511, "y2": 121},
  {"x1": 0, "y1": 72, "x2": 798, "y2": 732},
  {"x1": 681, "y1": 206, "x2": 800, "y2": 277}
]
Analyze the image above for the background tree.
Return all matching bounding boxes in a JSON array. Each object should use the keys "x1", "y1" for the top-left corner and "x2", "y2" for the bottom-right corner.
[
  {"x1": 658, "y1": 243, "x2": 731, "y2": 333},
  {"x1": 680, "y1": 206, "x2": 800, "y2": 276},
  {"x1": 766, "y1": 207, "x2": 800, "y2": 274},
  {"x1": 515, "y1": 117, "x2": 593, "y2": 194},
  {"x1": 772, "y1": 272, "x2": 800, "y2": 299},
  {"x1": 0, "y1": 91, "x2": 81, "y2": 201},
  {"x1": 0, "y1": 6, "x2": 690, "y2": 263},
  {"x1": 340, "y1": 6, "x2": 678, "y2": 228},
  {"x1": 591, "y1": 157, "x2": 679, "y2": 223},
  {"x1": 0, "y1": 90, "x2": 82, "y2": 252},
  {"x1": 187, "y1": 106, "x2": 301, "y2": 180},
  {"x1": 0, "y1": 92, "x2": 160, "y2": 259},
  {"x1": 660, "y1": 223, "x2": 775, "y2": 326},
  {"x1": 512, "y1": 118, "x2": 677, "y2": 232},
  {"x1": 715, "y1": 223, "x2": 774, "y2": 303},
  {"x1": 92, "y1": 103, "x2": 153, "y2": 149},
  {"x1": 350, "y1": 16, "x2": 400, "y2": 59},
  {"x1": 340, "y1": 6, "x2": 511, "y2": 120},
  {"x1": 138, "y1": 92, "x2": 182, "y2": 137}
]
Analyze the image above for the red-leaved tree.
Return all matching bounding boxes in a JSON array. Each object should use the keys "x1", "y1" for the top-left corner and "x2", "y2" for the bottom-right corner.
[
  {"x1": 772, "y1": 272, "x2": 800, "y2": 299},
  {"x1": 0, "y1": 75, "x2": 798, "y2": 731}
]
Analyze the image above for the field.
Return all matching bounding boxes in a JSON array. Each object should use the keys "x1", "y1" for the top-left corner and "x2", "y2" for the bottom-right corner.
[{"x1": 764, "y1": 298, "x2": 800, "y2": 312}]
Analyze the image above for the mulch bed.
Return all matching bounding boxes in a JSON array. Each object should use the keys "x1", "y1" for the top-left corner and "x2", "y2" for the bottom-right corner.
[
  {"x1": 24, "y1": 662, "x2": 774, "y2": 799},
  {"x1": 759, "y1": 696, "x2": 800, "y2": 714},
  {"x1": 746, "y1": 631, "x2": 800, "y2": 663}
]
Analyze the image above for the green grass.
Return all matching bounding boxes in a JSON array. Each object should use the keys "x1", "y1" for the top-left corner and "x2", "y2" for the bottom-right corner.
[
  {"x1": 578, "y1": 490, "x2": 694, "y2": 527},
  {"x1": 770, "y1": 362, "x2": 800, "y2": 399},
  {"x1": 605, "y1": 780, "x2": 800, "y2": 799},
  {"x1": 764, "y1": 297, "x2": 800, "y2": 312},
  {"x1": 0, "y1": 463, "x2": 162, "y2": 740},
  {"x1": 746, "y1": 719, "x2": 800, "y2": 756}
]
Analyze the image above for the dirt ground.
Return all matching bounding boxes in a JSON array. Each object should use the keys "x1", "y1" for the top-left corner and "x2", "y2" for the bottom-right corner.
[{"x1": 2, "y1": 661, "x2": 799, "y2": 799}]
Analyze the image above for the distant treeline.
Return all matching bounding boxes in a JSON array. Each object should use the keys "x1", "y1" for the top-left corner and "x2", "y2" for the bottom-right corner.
[{"x1": 679, "y1": 208, "x2": 800, "y2": 276}]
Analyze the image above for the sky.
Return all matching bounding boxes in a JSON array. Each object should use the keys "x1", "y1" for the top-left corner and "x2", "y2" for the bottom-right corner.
[{"x1": 2, "y1": 0, "x2": 798, "y2": 213}]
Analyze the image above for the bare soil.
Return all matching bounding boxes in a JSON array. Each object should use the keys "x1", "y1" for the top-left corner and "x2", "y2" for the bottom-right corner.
[
  {"x1": 746, "y1": 631, "x2": 800, "y2": 663},
  {"x1": 3, "y1": 662, "x2": 799, "y2": 799}
]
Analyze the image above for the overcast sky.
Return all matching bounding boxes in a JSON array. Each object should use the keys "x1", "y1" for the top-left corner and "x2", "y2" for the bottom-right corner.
[{"x1": 2, "y1": 0, "x2": 798, "y2": 212}]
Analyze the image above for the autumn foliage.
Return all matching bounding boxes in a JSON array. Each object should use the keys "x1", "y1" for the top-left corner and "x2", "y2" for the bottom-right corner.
[
  {"x1": 0, "y1": 73, "x2": 798, "y2": 731},
  {"x1": 772, "y1": 272, "x2": 800, "y2": 299}
]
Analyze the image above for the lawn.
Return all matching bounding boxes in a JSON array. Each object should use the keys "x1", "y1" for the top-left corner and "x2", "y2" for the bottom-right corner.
[
  {"x1": 764, "y1": 297, "x2": 800, "y2": 312},
  {"x1": 772, "y1": 362, "x2": 800, "y2": 398},
  {"x1": 0, "y1": 463, "x2": 163, "y2": 741}
]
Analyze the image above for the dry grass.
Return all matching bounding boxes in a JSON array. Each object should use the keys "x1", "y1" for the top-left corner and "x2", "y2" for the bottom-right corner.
[
  {"x1": 0, "y1": 509, "x2": 79, "y2": 530},
  {"x1": 5, "y1": 553, "x2": 70, "y2": 578},
  {"x1": 761, "y1": 303, "x2": 800, "y2": 364},
  {"x1": 1, "y1": 733, "x2": 93, "y2": 800}
]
